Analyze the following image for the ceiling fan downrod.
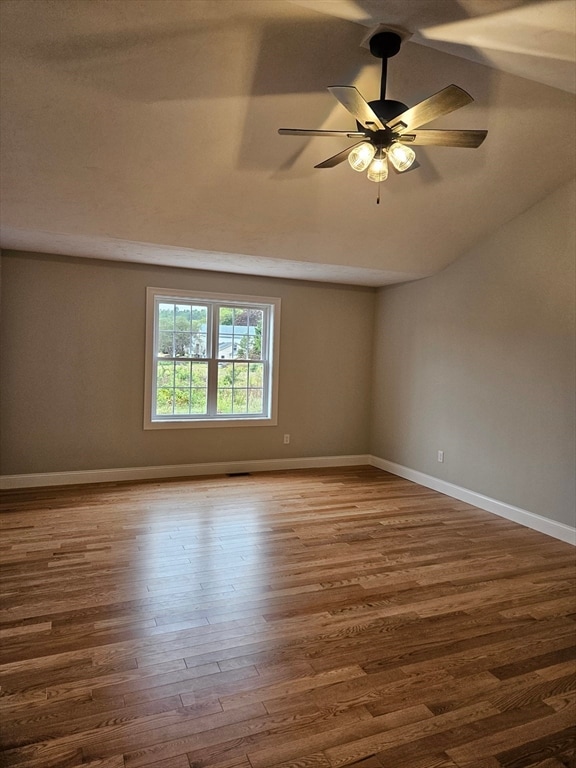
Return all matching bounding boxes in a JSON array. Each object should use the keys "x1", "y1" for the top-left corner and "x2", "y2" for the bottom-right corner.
[
  {"x1": 365, "y1": 31, "x2": 409, "y2": 126},
  {"x1": 369, "y1": 31, "x2": 402, "y2": 101}
]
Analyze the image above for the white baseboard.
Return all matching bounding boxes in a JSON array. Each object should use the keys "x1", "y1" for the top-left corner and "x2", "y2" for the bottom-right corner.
[
  {"x1": 2, "y1": 454, "x2": 573, "y2": 546},
  {"x1": 369, "y1": 455, "x2": 575, "y2": 546},
  {"x1": 0, "y1": 454, "x2": 372, "y2": 490}
]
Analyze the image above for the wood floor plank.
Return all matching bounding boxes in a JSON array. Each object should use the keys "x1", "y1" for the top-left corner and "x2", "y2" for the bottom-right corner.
[
  {"x1": 1, "y1": 467, "x2": 574, "y2": 768},
  {"x1": 324, "y1": 701, "x2": 502, "y2": 766},
  {"x1": 445, "y1": 705, "x2": 576, "y2": 765},
  {"x1": 246, "y1": 703, "x2": 433, "y2": 768}
]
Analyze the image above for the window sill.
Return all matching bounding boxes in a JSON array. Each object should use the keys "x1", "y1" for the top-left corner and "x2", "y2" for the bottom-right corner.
[{"x1": 144, "y1": 415, "x2": 278, "y2": 430}]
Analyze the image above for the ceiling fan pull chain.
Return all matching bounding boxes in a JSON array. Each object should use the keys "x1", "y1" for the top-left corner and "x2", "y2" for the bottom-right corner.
[{"x1": 377, "y1": 180, "x2": 381, "y2": 205}]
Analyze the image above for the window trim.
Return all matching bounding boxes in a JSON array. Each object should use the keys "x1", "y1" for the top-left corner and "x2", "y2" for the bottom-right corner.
[{"x1": 144, "y1": 287, "x2": 281, "y2": 429}]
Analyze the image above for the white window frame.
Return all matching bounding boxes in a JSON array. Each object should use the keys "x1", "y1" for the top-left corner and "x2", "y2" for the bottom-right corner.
[{"x1": 144, "y1": 287, "x2": 280, "y2": 429}]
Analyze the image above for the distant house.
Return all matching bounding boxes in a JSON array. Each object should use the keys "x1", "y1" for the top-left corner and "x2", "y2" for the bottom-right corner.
[{"x1": 217, "y1": 325, "x2": 257, "y2": 359}]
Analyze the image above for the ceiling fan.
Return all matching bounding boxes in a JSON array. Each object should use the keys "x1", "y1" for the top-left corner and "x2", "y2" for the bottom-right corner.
[{"x1": 278, "y1": 29, "x2": 487, "y2": 200}]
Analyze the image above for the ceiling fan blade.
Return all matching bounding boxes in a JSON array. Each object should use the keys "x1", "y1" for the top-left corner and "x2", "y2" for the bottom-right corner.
[
  {"x1": 399, "y1": 129, "x2": 487, "y2": 148},
  {"x1": 278, "y1": 128, "x2": 367, "y2": 138},
  {"x1": 314, "y1": 141, "x2": 365, "y2": 169},
  {"x1": 328, "y1": 86, "x2": 385, "y2": 131},
  {"x1": 387, "y1": 85, "x2": 473, "y2": 133}
]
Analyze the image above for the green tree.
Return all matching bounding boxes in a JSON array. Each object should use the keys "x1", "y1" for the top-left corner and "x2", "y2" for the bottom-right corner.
[{"x1": 237, "y1": 326, "x2": 261, "y2": 359}]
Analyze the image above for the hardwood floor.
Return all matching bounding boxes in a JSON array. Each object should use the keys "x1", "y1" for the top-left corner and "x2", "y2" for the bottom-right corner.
[{"x1": 0, "y1": 466, "x2": 574, "y2": 768}]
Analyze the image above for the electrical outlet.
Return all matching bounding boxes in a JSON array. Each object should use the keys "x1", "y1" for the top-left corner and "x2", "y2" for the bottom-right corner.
[
  {"x1": 283, "y1": 434, "x2": 290, "y2": 444},
  {"x1": 437, "y1": 450, "x2": 444, "y2": 463}
]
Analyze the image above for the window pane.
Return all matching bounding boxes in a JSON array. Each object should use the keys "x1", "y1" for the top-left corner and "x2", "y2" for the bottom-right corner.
[
  {"x1": 175, "y1": 304, "x2": 191, "y2": 331},
  {"x1": 175, "y1": 361, "x2": 191, "y2": 386},
  {"x1": 158, "y1": 331, "x2": 174, "y2": 357},
  {"x1": 241, "y1": 309, "x2": 261, "y2": 361},
  {"x1": 216, "y1": 362, "x2": 260, "y2": 415},
  {"x1": 248, "y1": 363, "x2": 263, "y2": 387},
  {"x1": 219, "y1": 306, "x2": 234, "y2": 326},
  {"x1": 248, "y1": 388, "x2": 263, "y2": 414},
  {"x1": 192, "y1": 305, "x2": 208, "y2": 326},
  {"x1": 219, "y1": 334, "x2": 234, "y2": 359},
  {"x1": 217, "y1": 362, "x2": 232, "y2": 413},
  {"x1": 191, "y1": 334, "x2": 207, "y2": 358},
  {"x1": 174, "y1": 333, "x2": 191, "y2": 357},
  {"x1": 247, "y1": 310, "x2": 263, "y2": 360},
  {"x1": 156, "y1": 388, "x2": 174, "y2": 415},
  {"x1": 232, "y1": 389, "x2": 248, "y2": 413},
  {"x1": 159, "y1": 303, "x2": 207, "y2": 358},
  {"x1": 191, "y1": 388, "x2": 207, "y2": 414},
  {"x1": 158, "y1": 303, "x2": 174, "y2": 330},
  {"x1": 232, "y1": 328, "x2": 247, "y2": 360},
  {"x1": 233, "y1": 363, "x2": 248, "y2": 386},
  {"x1": 221, "y1": 307, "x2": 240, "y2": 360},
  {"x1": 249, "y1": 309, "x2": 263, "y2": 329},
  {"x1": 191, "y1": 362, "x2": 208, "y2": 387},
  {"x1": 217, "y1": 388, "x2": 233, "y2": 414},
  {"x1": 247, "y1": 332, "x2": 261, "y2": 360},
  {"x1": 157, "y1": 361, "x2": 174, "y2": 387},
  {"x1": 219, "y1": 361, "x2": 233, "y2": 384},
  {"x1": 175, "y1": 388, "x2": 191, "y2": 414},
  {"x1": 191, "y1": 306, "x2": 207, "y2": 357}
]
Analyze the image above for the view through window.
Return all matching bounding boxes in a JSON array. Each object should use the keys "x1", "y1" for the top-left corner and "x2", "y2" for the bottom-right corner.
[{"x1": 145, "y1": 289, "x2": 280, "y2": 428}]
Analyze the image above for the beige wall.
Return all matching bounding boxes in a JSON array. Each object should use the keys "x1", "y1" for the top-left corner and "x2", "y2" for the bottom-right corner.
[
  {"x1": 370, "y1": 180, "x2": 576, "y2": 527},
  {"x1": 0, "y1": 253, "x2": 375, "y2": 474},
  {"x1": 1, "y1": 181, "x2": 574, "y2": 531}
]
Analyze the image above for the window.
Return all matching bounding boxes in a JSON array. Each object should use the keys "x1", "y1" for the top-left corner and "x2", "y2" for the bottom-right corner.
[{"x1": 144, "y1": 288, "x2": 280, "y2": 428}]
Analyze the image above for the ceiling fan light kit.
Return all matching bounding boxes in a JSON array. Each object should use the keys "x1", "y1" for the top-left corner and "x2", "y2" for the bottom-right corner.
[
  {"x1": 348, "y1": 142, "x2": 376, "y2": 172},
  {"x1": 387, "y1": 141, "x2": 417, "y2": 173},
  {"x1": 278, "y1": 26, "x2": 487, "y2": 200},
  {"x1": 366, "y1": 149, "x2": 388, "y2": 183}
]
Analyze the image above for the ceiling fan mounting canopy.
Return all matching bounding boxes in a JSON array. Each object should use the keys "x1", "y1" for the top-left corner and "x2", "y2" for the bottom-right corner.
[
  {"x1": 369, "y1": 31, "x2": 403, "y2": 60},
  {"x1": 277, "y1": 25, "x2": 487, "y2": 187}
]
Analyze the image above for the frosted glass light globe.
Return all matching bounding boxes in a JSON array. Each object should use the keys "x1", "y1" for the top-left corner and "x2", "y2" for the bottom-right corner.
[
  {"x1": 367, "y1": 153, "x2": 388, "y2": 182},
  {"x1": 348, "y1": 142, "x2": 376, "y2": 172},
  {"x1": 388, "y1": 141, "x2": 416, "y2": 172}
]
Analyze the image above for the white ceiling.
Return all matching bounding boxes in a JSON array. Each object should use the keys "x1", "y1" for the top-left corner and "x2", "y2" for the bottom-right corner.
[
  {"x1": 1, "y1": 0, "x2": 575, "y2": 286},
  {"x1": 291, "y1": 0, "x2": 576, "y2": 93}
]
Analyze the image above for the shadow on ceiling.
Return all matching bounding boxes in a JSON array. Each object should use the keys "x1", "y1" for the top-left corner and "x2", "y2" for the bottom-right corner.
[
  {"x1": 21, "y1": 2, "x2": 498, "y2": 183},
  {"x1": 28, "y1": 15, "x2": 365, "y2": 100}
]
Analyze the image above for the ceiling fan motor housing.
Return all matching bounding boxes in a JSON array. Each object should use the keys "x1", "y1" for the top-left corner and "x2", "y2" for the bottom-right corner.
[
  {"x1": 354, "y1": 99, "x2": 410, "y2": 132},
  {"x1": 369, "y1": 99, "x2": 409, "y2": 123}
]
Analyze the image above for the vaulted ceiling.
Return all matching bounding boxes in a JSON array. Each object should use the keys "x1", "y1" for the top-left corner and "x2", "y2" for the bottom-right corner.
[{"x1": 1, "y1": 0, "x2": 575, "y2": 285}]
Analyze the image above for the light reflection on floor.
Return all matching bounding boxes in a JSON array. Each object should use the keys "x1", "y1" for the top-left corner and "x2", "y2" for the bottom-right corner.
[{"x1": 133, "y1": 496, "x2": 267, "y2": 625}]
